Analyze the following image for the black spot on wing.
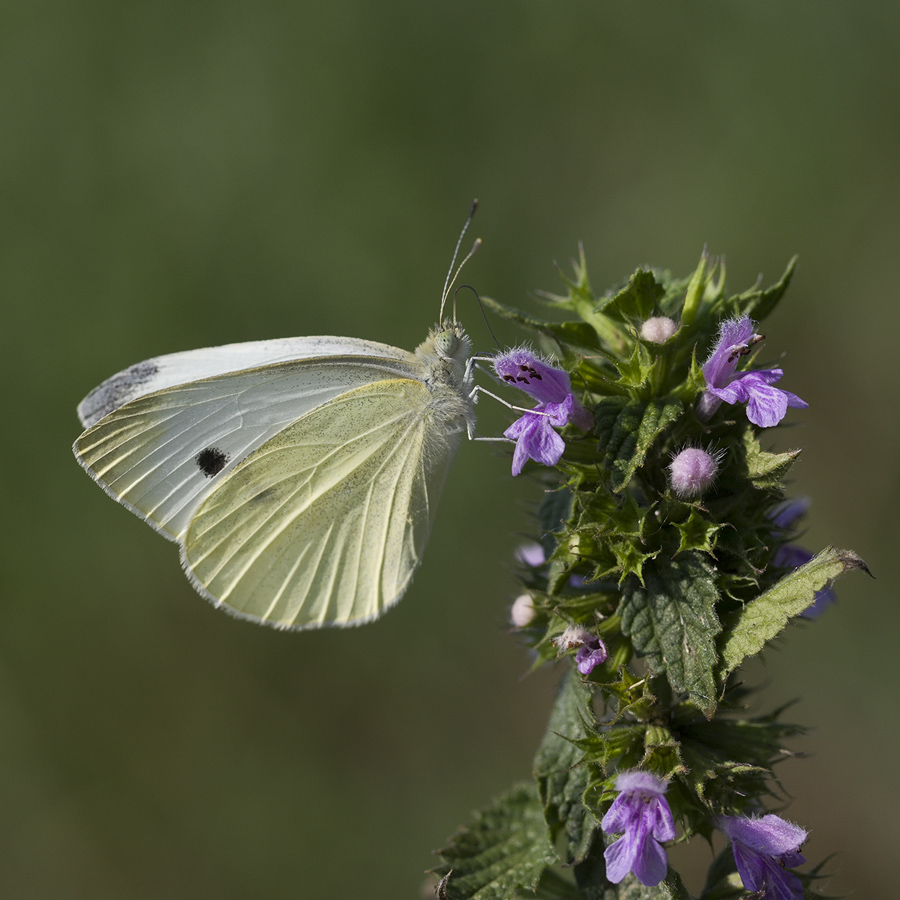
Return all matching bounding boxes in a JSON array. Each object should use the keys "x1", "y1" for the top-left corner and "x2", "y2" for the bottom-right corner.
[
  {"x1": 196, "y1": 446, "x2": 229, "y2": 477},
  {"x1": 79, "y1": 360, "x2": 159, "y2": 426}
]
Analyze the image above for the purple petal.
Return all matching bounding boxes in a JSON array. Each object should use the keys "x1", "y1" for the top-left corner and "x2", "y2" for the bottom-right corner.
[
  {"x1": 651, "y1": 796, "x2": 677, "y2": 842},
  {"x1": 630, "y1": 829, "x2": 669, "y2": 886},
  {"x1": 802, "y1": 584, "x2": 836, "y2": 618},
  {"x1": 732, "y1": 840, "x2": 767, "y2": 892},
  {"x1": 702, "y1": 316, "x2": 757, "y2": 389},
  {"x1": 603, "y1": 833, "x2": 639, "y2": 884},
  {"x1": 504, "y1": 412, "x2": 566, "y2": 475},
  {"x1": 718, "y1": 815, "x2": 807, "y2": 857},
  {"x1": 575, "y1": 638, "x2": 608, "y2": 675},
  {"x1": 744, "y1": 380, "x2": 791, "y2": 428},
  {"x1": 710, "y1": 371, "x2": 797, "y2": 428},
  {"x1": 543, "y1": 394, "x2": 576, "y2": 428},
  {"x1": 600, "y1": 794, "x2": 632, "y2": 835},
  {"x1": 493, "y1": 347, "x2": 573, "y2": 404}
]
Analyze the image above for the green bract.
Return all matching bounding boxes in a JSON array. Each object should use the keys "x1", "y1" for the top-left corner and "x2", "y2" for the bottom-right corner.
[{"x1": 432, "y1": 249, "x2": 870, "y2": 900}]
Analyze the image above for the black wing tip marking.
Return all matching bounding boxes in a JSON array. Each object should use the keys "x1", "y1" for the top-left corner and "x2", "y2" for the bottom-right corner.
[{"x1": 78, "y1": 360, "x2": 159, "y2": 427}]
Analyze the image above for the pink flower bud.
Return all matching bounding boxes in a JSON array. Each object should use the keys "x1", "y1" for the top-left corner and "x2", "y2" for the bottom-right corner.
[{"x1": 669, "y1": 447, "x2": 721, "y2": 499}]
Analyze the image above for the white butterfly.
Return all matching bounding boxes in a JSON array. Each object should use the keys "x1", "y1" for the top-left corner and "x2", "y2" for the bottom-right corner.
[{"x1": 74, "y1": 212, "x2": 482, "y2": 630}]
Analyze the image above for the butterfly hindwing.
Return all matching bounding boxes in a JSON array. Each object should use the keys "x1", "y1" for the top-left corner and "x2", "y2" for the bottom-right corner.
[{"x1": 181, "y1": 378, "x2": 461, "y2": 629}]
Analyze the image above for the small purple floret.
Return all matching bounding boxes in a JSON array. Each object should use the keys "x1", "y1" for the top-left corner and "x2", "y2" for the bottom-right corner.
[
  {"x1": 555, "y1": 626, "x2": 608, "y2": 675},
  {"x1": 699, "y1": 316, "x2": 807, "y2": 428},
  {"x1": 717, "y1": 814, "x2": 806, "y2": 900},
  {"x1": 494, "y1": 348, "x2": 592, "y2": 476},
  {"x1": 601, "y1": 770, "x2": 676, "y2": 886},
  {"x1": 575, "y1": 637, "x2": 608, "y2": 675}
]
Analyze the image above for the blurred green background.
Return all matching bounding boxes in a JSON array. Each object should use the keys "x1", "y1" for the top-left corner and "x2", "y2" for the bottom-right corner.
[{"x1": 2, "y1": 2, "x2": 897, "y2": 897}]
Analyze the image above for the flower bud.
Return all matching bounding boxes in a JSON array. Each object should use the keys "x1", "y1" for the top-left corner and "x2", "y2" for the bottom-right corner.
[
  {"x1": 640, "y1": 316, "x2": 678, "y2": 344},
  {"x1": 669, "y1": 447, "x2": 720, "y2": 498},
  {"x1": 510, "y1": 594, "x2": 535, "y2": 628}
]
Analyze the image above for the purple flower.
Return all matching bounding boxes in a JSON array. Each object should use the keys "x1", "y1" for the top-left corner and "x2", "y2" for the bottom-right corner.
[
  {"x1": 601, "y1": 770, "x2": 676, "y2": 886},
  {"x1": 494, "y1": 348, "x2": 592, "y2": 476},
  {"x1": 717, "y1": 814, "x2": 807, "y2": 900},
  {"x1": 770, "y1": 499, "x2": 836, "y2": 618},
  {"x1": 698, "y1": 317, "x2": 807, "y2": 428},
  {"x1": 554, "y1": 625, "x2": 608, "y2": 675}
]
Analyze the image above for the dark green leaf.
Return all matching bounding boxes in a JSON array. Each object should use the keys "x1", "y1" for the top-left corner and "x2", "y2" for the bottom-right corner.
[
  {"x1": 598, "y1": 269, "x2": 665, "y2": 324},
  {"x1": 595, "y1": 398, "x2": 684, "y2": 493},
  {"x1": 718, "y1": 547, "x2": 871, "y2": 678},
  {"x1": 618, "y1": 553, "x2": 721, "y2": 715},
  {"x1": 533, "y1": 671, "x2": 599, "y2": 865},
  {"x1": 741, "y1": 427, "x2": 800, "y2": 491},
  {"x1": 432, "y1": 782, "x2": 557, "y2": 900}
]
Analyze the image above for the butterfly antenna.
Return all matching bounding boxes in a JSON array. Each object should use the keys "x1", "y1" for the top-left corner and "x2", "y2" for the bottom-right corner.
[
  {"x1": 454, "y1": 284, "x2": 502, "y2": 350},
  {"x1": 440, "y1": 199, "x2": 481, "y2": 322}
]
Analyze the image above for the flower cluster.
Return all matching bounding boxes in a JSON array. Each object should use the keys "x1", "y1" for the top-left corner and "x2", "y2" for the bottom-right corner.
[{"x1": 430, "y1": 254, "x2": 863, "y2": 900}]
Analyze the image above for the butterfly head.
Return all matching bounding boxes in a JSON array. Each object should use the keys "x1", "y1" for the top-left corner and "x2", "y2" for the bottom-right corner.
[{"x1": 415, "y1": 322, "x2": 473, "y2": 391}]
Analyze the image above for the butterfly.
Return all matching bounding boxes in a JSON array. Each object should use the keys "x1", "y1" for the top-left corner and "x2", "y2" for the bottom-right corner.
[{"x1": 73, "y1": 208, "x2": 481, "y2": 630}]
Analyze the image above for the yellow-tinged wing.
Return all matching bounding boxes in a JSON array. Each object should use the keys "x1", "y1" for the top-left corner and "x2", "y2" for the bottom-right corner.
[{"x1": 181, "y1": 378, "x2": 461, "y2": 629}]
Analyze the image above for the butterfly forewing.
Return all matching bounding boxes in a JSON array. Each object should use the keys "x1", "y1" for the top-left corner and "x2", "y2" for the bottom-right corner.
[
  {"x1": 181, "y1": 378, "x2": 460, "y2": 629},
  {"x1": 77, "y1": 336, "x2": 419, "y2": 428},
  {"x1": 74, "y1": 356, "x2": 421, "y2": 541}
]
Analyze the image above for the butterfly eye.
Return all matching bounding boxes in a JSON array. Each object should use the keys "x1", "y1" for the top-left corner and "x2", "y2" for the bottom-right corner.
[{"x1": 435, "y1": 330, "x2": 460, "y2": 359}]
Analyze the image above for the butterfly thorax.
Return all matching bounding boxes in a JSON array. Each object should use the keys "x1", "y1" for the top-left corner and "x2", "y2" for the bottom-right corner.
[{"x1": 414, "y1": 321, "x2": 475, "y2": 439}]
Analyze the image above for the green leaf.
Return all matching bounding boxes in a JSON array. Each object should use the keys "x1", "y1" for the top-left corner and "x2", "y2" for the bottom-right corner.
[
  {"x1": 732, "y1": 256, "x2": 797, "y2": 323},
  {"x1": 598, "y1": 269, "x2": 664, "y2": 324},
  {"x1": 718, "y1": 547, "x2": 871, "y2": 678},
  {"x1": 432, "y1": 782, "x2": 557, "y2": 900},
  {"x1": 672, "y1": 508, "x2": 721, "y2": 556},
  {"x1": 479, "y1": 296, "x2": 603, "y2": 361},
  {"x1": 680, "y1": 252, "x2": 711, "y2": 327},
  {"x1": 534, "y1": 671, "x2": 599, "y2": 865},
  {"x1": 595, "y1": 398, "x2": 684, "y2": 493},
  {"x1": 741, "y1": 427, "x2": 800, "y2": 491},
  {"x1": 618, "y1": 552, "x2": 721, "y2": 715}
]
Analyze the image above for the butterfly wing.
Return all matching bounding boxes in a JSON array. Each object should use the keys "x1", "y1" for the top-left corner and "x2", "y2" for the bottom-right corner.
[
  {"x1": 74, "y1": 352, "x2": 421, "y2": 541},
  {"x1": 181, "y1": 377, "x2": 462, "y2": 629},
  {"x1": 77, "y1": 336, "x2": 417, "y2": 428}
]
